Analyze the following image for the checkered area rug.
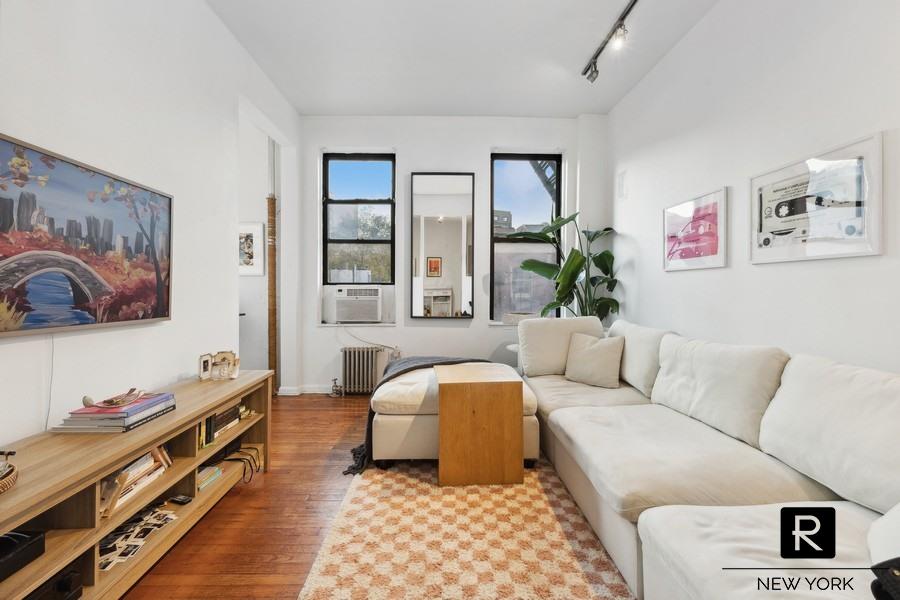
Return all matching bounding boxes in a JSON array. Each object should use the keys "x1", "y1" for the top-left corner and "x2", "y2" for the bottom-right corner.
[{"x1": 299, "y1": 461, "x2": 633, "y2": 600}]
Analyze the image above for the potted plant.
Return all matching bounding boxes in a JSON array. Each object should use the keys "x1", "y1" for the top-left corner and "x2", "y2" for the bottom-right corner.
[{"x1": 507, "y1": 212, "x2": 619, "y2": 319}]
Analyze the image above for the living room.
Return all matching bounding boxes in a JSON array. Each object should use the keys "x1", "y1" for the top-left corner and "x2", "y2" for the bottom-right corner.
[{"x1": 0, "y1": 1, "x2": 898, "y2": 599}]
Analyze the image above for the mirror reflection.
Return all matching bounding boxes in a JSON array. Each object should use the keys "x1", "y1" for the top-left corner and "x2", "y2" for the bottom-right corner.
[{"x1": 411, "y1": 173, "x2": 474, "y2": 318}]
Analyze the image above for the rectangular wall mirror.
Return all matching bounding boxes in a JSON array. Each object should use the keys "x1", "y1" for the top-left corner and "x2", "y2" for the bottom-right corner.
[{"x1": 411, "y1": 173, "x2": 474, "y2": 318}]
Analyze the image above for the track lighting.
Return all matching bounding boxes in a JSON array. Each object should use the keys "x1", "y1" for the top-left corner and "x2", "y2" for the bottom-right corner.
[
  {"x1": 581, "y1": 0, "x2": 639, "y2": 83},
  {"x1": 611, "y1": 24, "x2": 628, "y2": 51}
]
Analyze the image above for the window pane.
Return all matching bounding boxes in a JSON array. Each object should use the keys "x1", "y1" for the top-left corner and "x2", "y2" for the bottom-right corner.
[
  {"x1": 492, "y1": 243, "x2": 557, "y2": 319},
  {"x1": 327, "y1": 243, "x2": 392, "y2": 283},
  {"x1": 327, "y1": 204, "x2": 392, "y2": 240},
  {"x1": 493, "y1": 158, "x2": 558, "y2": 237},
  {"x1": 326, "y1": 159, "x2": 393, "y2": 200}
]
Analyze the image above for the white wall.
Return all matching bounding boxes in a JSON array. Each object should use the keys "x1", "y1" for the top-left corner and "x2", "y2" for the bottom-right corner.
[
  {"x1": 293, "y1": 116, "x2": 608, "y2": 391},
  {"x1": 0, "y1": 0, "x2": 299, "y2": 444},
  {"x1": 237, "y1": 118, "x2": 270, "y2": 370},
  {"x1": 609, "y1": 0, "x2": 900, "y2": 372}
]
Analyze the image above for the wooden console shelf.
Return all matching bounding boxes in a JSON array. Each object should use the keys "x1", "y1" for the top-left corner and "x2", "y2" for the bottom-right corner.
[{"x1": 0, "y1": 370, "x2": 273, "y2": 600}]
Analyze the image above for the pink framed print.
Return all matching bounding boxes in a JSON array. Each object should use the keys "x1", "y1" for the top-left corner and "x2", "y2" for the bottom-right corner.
[{"x1": 663, "y1": 188, "x2": 727, "y2": 271}]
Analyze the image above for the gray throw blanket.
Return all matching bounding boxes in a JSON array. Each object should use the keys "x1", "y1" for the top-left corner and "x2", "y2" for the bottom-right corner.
[{"x1": 343, "y1": 356, "x2": 488, "y2": 475}]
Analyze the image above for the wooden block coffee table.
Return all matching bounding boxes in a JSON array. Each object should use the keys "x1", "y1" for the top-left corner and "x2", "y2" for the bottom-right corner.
[{"x1": 435, "y1": 363, "x2": 524, "y2": 486}]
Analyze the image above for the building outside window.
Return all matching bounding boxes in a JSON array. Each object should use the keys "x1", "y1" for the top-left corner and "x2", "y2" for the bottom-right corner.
[
  {"x1": 322, "y1": 154, "x2": 395, "y2": 284},
  {"x1": 490, "y1": 154, "x2": 562, "y2": 321}
]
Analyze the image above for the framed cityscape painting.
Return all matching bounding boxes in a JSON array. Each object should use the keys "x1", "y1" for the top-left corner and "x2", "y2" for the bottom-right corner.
[
  {"x1": 750, "y1": 134, "x2": 882, "y2": 264},
  {"x1": 0, "y1": 133, "x2": 172, "y2": 337},
  {"x1": 663, "y1": 188, "x2": 727, "y2": 271}
]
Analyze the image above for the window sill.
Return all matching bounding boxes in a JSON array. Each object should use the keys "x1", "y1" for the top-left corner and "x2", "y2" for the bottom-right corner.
[
  {"x1": 488, "y1": 321, "x2": 517, "y2": 328},
  {"x1": 318, "y1": 322, "x2": 397, "y2": 328}
]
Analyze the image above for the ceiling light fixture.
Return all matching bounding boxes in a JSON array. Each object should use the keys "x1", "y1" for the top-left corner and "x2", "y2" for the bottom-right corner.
[
  {"x1": 611, "y1": 24, "x2": 628, "y2": 51},
  {"x1": 581, "y1": 0, "x2": 639, "y2": 83}
]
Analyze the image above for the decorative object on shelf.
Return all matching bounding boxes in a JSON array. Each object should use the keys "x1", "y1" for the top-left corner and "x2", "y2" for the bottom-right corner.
[
  {"x1": 750, "y1": 134, "x2": 883, "y2": 264},
  {"x1": 210, "y1": 350, "x2": 239, "y2": 380},
  {"x1": 82, "y1": 388, "x2": 145, "y2": 408},
  {"x1": 238, "y1": 222, "x2": 265, "y2": 276},
  {"x1": 198, "y1": 353, "x2": 213, "y2": 381},
  {"x1": 664, "y1": 188, "x2": 728, "y2": 272},
  {"x1": 0, "y1": 133, "x2": 173, "y2": 338},
  {"x1": 508, "y1": 212, "x2": 619, "y2": 319},
  {"x1": 0, "y1": 451, "x2": 17, "y2": 495},
  {"x1": 426, "y1": 257, "x2": 442, "y2": 277}
]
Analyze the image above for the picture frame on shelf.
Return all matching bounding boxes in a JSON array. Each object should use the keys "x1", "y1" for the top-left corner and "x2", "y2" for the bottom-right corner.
[
  {"x1": 749, "y1": 134, "x2": 882, "y2": 264},
  {"x1": 663, "y1": 188, "x2": 727, "y2": 272},
  {"x1": 198, "y1": 353, "x2": 213, "y2": 381},
  {"x1": 238, "y1": 222, "x2": 265, "y2": 276}
]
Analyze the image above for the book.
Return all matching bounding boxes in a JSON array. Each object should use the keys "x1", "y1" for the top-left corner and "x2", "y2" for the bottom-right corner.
[
  {"x1": 52, "y1": 405, "x2": 175, "y2": 433},
  {"x1": 63, "y1": 399, "x2": 176, "y2": 426},
  {"x1": 69, "y1": 392, "x2": 174, "y2": 418},
  {"x1": 197, "y1": 466, "x2": 222, "y2": 490},
  {"x1": 117, "y1": 464, "x2": 166, "y2": 508}
]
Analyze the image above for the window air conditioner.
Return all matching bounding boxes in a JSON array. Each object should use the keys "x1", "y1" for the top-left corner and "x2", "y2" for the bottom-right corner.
[{"x1": 334, "y1": 287, "x2": 382, "y2": 323}]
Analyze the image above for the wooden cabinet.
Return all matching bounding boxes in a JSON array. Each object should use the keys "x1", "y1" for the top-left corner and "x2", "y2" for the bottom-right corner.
[{"x1": 0, "y1": 371, "x2": 273, "y2": 600}]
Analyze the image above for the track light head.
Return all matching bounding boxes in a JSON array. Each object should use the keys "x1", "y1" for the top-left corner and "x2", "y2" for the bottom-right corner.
[
  {"x1": 586, "y1": 61, "x2": 599, "y2": 83},
  {"x1": 611, "y1": 24, "x2": 628, "y2": 50}
]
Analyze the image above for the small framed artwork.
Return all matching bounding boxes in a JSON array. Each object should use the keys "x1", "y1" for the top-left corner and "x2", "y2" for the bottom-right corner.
[
  {"x1": 664, "y1": 188, "x2": 727, "y2": 271},
  {"x1": 750, "y1": 134, "x2": 882, "y2": 264},
  {"x1": 198, "y1": 353, "x2": 213, "y2": 381},
  {"x1": 238, "y1": 222, "x2": 265, "y2": 276},
  {"x1": 426, "y1": 257, "x2": 442, "y2": 277}
]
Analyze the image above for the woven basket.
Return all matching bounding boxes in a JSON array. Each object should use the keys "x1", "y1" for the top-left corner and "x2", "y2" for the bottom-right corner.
[{"x1": 0, "y1": 464, "x2": 17, "y2": 495}]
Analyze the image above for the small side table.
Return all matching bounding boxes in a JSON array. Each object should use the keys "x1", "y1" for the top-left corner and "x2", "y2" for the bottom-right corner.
[{"x1": 435, "y1": 363, "x2": 524, "y2": 486}]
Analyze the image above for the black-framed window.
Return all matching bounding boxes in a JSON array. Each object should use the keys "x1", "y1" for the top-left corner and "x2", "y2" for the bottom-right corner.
[
  {"x1": 322, "y1": 153, "x2": 396, "y2": 285},
  {"x1": 490, "y1": 153, "x2": 562, "y2": 321}
]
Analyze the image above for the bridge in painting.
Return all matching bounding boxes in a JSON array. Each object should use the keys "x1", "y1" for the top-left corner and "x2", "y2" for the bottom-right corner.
[{"x1": 0, "y1": 250, "x2": 114, "y2": 305}]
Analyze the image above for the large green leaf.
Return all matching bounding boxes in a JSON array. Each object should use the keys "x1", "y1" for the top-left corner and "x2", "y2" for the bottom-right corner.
[
  {"x1": 581, "y1": 227, "x2": 615, "y2": 244},
  {"x1": 520, "y1": 259, "x2": 560, "y2": 280},
  {"x1": 505, "y1": 231, "x2": 555, "y2": 244},
  {"x1": 540, "y1": 301, "x2": 564, "y2": 317},
  {"x1": 541, "y1": 212, "x2": 579, "y2": 235},
  {"x1": 553, "y1": 248, "x2": 586, "y2": 301},
  {"x1": 589, "y1": 275, "x2": 618, "y2": 292},
  {"x1": 591, "y1": 297, "x2": 620, "y2": 320},
  {"x1": 592, "y1": 250, "x2": 615, "y2": 276}
]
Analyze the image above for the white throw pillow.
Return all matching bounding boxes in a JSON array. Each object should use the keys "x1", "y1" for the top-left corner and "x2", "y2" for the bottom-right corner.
[
  {"x1": 869, "y1": 502, "x2": 900, "y2": 564},
  {"x1": 564, "y1": 333, "x2": 623, "y2": 388},
  {"x1": 517, "y1": 316, "x2": 605, "y2": 377}
]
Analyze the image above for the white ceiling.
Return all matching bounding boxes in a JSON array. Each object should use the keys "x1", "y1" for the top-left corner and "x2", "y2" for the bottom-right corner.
[{"x1": 207, "y1": 0, "x2": 717, "y2": 118}]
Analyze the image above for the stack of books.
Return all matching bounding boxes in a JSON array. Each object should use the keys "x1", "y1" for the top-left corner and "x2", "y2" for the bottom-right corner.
[
  {"x1": 99, "y1": 447, "x2": 173, "y2": 517},
  {"x1": 197, "y1": 404, "x2": 243, "y2": 449},
  {"x1": 197, "y1": 466, "x2": 222, "y2": 491},
  {"x1": 53, "y1": 392, "x2": 176, "y2": 433}
]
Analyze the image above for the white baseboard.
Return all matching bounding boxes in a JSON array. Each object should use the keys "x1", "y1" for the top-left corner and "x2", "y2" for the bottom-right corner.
[
  {"x1": 277, "y1": 386, "x2": 300, "y2": 396},
  {"x1": 299, "y1": 384, "x2": 334, "y2": 394}
]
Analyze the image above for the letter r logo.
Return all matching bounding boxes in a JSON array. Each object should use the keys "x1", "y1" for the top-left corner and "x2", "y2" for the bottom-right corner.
[{"x1": 780, "y1": 507, "x2": 836, "y2": 559}]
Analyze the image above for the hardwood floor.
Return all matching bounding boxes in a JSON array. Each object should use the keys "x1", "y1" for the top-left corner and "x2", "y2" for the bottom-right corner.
[{"x1": 124, "y1": 394, "x2": 369, "y2": 600}]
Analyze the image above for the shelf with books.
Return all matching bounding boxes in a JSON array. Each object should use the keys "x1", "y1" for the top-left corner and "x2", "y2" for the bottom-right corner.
[
  {"x1": 85, "y1": 461, "x2": 244, "y2": 600},
  {"x1": 0, "y1": 371, "x2": 273, "y2": 600}
]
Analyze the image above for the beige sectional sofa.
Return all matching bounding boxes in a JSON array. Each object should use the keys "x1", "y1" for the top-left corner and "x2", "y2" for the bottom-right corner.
[{"x1": 519, "y1": 317, "x2": 900, "y2": 599}]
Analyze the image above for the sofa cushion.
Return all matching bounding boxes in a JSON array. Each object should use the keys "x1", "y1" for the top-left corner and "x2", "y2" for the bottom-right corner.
[
  {"x1": 526, "y1": 375, "x2": 649, "y2": 421},
  {"x1": 548, "y1": 404, "x2": 837, "y2": 522},
  {"x1": 639, "y1": 502, "x2": 878, "y2": 600},
  {"x1": 869, "y1": 502, "x2": 900, "y2": 564},
  {"x1": 517, "y1": 316, "x2": 605, "y2": 377},
  {"x1": 760, "y1": 355, "x2": 900, "y2": 514},
  {"x1": 371, "y1": 363, "x2": 537, "y2": 416},
  {"x1": 564, "y1": 333, "x2": 623, "y2": 388},
  {"x1": 607, "y1": 319, "x2": 669, "y2": 396},
  {"x1": 652, "y1": 334, "x2": 790, "y2": 448}
]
